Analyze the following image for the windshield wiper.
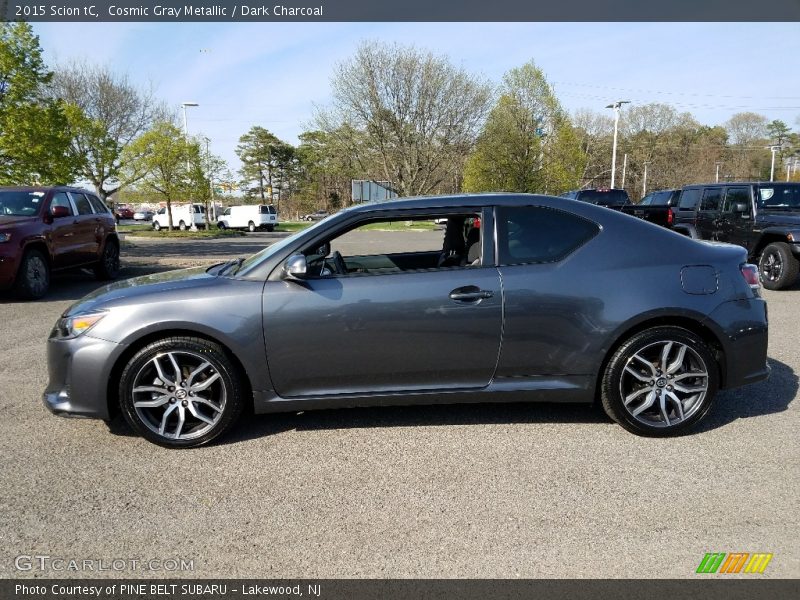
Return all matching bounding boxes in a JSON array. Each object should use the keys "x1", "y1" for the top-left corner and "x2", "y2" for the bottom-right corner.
[{"x1": 219, "y1": 257, "x2": 246, "y2": 276}]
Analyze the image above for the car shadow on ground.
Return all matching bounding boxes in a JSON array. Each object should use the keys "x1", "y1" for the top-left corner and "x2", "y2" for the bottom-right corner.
[{"x1": 0, "y1": 264, "x2": 178, "y2": 304}]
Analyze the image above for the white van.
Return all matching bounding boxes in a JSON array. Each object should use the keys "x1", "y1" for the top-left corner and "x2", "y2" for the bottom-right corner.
[
  {"x1": 217, "y1": 205, "x2": 278, "y2": 232},
  {"x1": 152, "y1": 204, "x2": 206, "y2": 231}
]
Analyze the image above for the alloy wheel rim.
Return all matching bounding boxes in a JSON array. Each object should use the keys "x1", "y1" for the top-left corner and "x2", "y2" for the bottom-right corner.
[
  {"x1": 761, "y1": 252, "x2": 782, "y2": 281},
  {"x1": 131, "y1": 350, "x2": 226, "y2": 440},
  {"x1": 105, "y1": 245, "x2": 119, "y2": 273},
  {"x1": 27, "y1": 256, "x2": 48, "y2": 295},
  {"x1": 619, "y1": 340, "x2": 709, "y2": 428}
]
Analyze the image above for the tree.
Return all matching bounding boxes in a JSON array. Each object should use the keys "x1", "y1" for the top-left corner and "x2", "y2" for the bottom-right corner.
[
  {"x1": 321, "y1": 41, "x2": 492, "y2": 196},
  {"x1": 462, "y1": 61, "x2": 583, "y2": 194},
  {"x1": 50, "y1": 61, "x2": 163, "y2": 202},
  {"x1": 0, "y1": 22, "x2": 77, "y2": 184},
  {"x1": 236, "y1": 126, "x2": 282, "y2": 201},
  {"x1": 123, "y1": 121, "x2": 195, "y2": 230}
]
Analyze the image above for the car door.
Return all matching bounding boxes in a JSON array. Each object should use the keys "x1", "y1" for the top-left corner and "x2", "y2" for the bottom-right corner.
[
  {"x1": 695, "y1": 187, "x2": 723, "y2": 240},
  {"x1": 261, "y1": 208, "x2": 503, "y2": 398},
  {"x1": 67, "y1": 191, "x2": 102, "y2": 264},
  {"x1": 47, "y1": 191, "x2": 82, "y2": 269},
  {"x1": 718, "y1": 186, "x2": 752, "y2": 246}
]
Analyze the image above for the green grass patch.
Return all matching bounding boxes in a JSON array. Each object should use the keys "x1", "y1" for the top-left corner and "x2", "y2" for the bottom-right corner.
[
  {"x1": 116, "y1": 224, "x2": 152, "y2": 233},
  {"x1": 123, "y1": 228, "x2": 245, "y2": 239},
  {"x1": 275, "y1": 221, "x2": 313, "y2": 233},
  {"x1": 359, "y1": 220, "x2": 437, "y2": 231}
]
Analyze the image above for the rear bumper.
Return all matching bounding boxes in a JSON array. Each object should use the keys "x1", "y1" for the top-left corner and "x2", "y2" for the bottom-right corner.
[
  {"x1": 43, "y1": 333, "x2": 127, "y2": 420},
  {"x1": 705, "y1": 297, "x2": 770, "y2": 390}
]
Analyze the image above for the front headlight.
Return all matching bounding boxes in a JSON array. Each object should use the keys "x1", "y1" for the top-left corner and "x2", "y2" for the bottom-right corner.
[
  {"x1": 53, "y1": 311, "x2": 108, "y2": 339},
  {"x1": 0, "y1": 232, "x2": 11, "y2": 243}
]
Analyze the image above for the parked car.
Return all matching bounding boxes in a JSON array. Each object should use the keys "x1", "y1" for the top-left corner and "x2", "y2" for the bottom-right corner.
[
  {"x1": 217, "y1": 204, "x2": 278, "y2": 232},
  {"x1": 0, "y1": 186, "x2": 120, "y2": 299},
  {"x1": 619, "y1": 188, "x2": 681, "y2": 229},
  {"x1": 561, "y1": 188, "x2": 632, "y2": 209},
  {"x1": 152, "y1": 204, "x2": 206, "y2": 231},
  {"x1": 114, "y1": 206, "x2": 134, "y2": 221},
  {"x1": 670, "y1": 182, "x2": 800, "y2": 290},
  {"x1": 302, "y1": 209, "x2": 330, "y2": 221},
  {"x1": 133, "y1": 209, "x2": 154, "y2": 221},
  {"x1": 43, "y1": 193, "x2": 768, "y2": 447}
]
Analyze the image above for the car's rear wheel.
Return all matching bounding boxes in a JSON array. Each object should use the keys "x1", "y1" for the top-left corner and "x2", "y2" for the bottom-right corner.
[
  {"x1": 14, "y1": 249, "x2": 50, "y2": 299},
  {"x1": 759, "y1": 242, "x2": 799, "y2": 291},
  {"x1": 119, "y1": 337, "x2": 245, "y2": 448},
  {"x1": 248, "y1": 221, "x2": 256, "y2": 232},
  {"x1": 601, "y1": 327, "x2": 718, "y2": 436},
  {"x1": 94, "y1": 239, "x2": 120, "y2": 280},
  {"x1": 178, "y1": 220, "x2": 187, "y2": 231}
]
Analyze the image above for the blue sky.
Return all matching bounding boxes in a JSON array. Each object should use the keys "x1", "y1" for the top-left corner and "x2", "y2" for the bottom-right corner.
[{"x1": 33, "y1": 22, "x2": 800, "y2": 171}]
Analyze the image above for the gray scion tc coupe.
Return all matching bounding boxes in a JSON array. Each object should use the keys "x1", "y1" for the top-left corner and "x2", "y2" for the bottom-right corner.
[{"x1": 44, "y1": 194, "x2": 769, "y2": 448}]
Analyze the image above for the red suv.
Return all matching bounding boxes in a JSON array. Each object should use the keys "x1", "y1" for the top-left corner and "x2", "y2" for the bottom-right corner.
[{"x1": 0, "y1": 186, "x2": 120, "y2": 299}]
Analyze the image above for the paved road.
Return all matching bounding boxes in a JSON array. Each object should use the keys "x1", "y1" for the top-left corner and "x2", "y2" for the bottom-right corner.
[{"x1": 0, "y1": 246, "x2": 797, "y2": 579}]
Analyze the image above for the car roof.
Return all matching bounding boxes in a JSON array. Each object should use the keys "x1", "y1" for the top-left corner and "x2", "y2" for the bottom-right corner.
[
  {"x1": 345, "y1": 193, "x2": 593, "y2": 214},
  {"x1": 0, "y1": 185, "x2": 98, "y2": 195}
]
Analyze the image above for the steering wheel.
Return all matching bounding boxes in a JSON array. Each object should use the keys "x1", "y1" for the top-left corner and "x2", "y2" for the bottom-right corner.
[{"x1": 330, "y1": 250, "x2": 347, "y2": 275}]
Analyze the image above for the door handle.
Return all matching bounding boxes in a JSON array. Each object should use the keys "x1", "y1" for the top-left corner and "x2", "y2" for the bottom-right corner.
[{"x1": 449, "y1": 287, "x2": 494, "y2": 302}]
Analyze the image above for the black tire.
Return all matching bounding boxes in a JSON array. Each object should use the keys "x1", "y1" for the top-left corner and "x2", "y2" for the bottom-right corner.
[
  {"x1": 153, "y1": 221, "x2": 161, "y2": 231},
  {"x1": 248, "y1": 221, "x2": 256, "y2": 232},
  {"x1": 758, "y1": 242, "x2": 799, "y2": 291},
  {"x1": 14, "y1": 248, "x2": 50, "y2": 300},
  {"x1": 178, "y1": 220, "x2": 187, "y2": 231},
  {"x1": 601, "y1": 326, "x2": 719, "y2": 437},
  {"x1": 217, "y1": 222, "x2": 226, "y2": 230},
  {"x1": 94, "y1": 238, "x2": 120, "y2": 280},
  {"x1": 118, "y1": 336, "x2": 245, "y2": 448}
]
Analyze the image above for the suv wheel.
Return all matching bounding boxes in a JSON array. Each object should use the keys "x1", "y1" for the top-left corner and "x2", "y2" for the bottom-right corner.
[
  {"x1": 759, "y1": 242, "x2": 799, "y2": 291},
  {"x1": 601, "y1": 326, "x2": 718, "y2": 436},
  {"x1": 248, "y1": 221, "x2": 256, "y2": 232},
  {"x1": 119, "y1": 336, "x2": 245, "y2": 448},
  {"x1": 94, "y1": 239, "x2": 120, "y2": 280},
  {"x1": 14, "y1": 249, "x2": 50, "y2": 299},
  {"x1": 153, "y1": 221, "x2": 162, "y2": 231}
]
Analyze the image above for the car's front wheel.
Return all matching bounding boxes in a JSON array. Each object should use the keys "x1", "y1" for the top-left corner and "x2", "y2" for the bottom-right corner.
[
  {"x1": 153, "y1": 221, "x2": 162, "y2": 231},
  {"x1": 14, "y1": 249, "x2": 50, "y2": 299},
  {"x1": 759, "y1": 242, "x2": 799, "y2": 291},
  {"x1": 119, "y1": 337, "x2": 245, "y2": 448},
  {"x1": 601, "y1": 326, "x2": 719, "y2": 436}
]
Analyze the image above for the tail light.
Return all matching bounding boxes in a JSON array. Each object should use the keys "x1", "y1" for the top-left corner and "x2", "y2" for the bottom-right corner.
[
  {"x1": 740, "y1": 263, "x2": 760, "y2": 293},
  {"x1": 667, "y1": 207, "x2": 674, "y2": 226}
]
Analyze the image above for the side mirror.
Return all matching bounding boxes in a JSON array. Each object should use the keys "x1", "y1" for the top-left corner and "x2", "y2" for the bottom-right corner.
[
  {"x1": 734, "y1": 202, "x2": 748, "y2": 213},
  {"x1": 51, "y1": 205, "x2": 71, "y2": 219},
  {"x1": 283, "y1": 254, "x2": 308, "y2": 280}
]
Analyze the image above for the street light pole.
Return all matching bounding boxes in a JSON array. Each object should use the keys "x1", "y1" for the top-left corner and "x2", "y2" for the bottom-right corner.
[
  {"x1": 621, "y1": 153, "x2": 628, "y2": 189},
  {"x1": 606, "y1": 100, "x2": 630, "y2": 189},
  {"x1": 642, "y1": 162, "x2": 649, "y2": 197},
  {"x1": 181, "y1": 102, "x2": 199, "y2": 230},
  {"x1": 715, "y1": 161, "x2": 722, "y2": 183}
]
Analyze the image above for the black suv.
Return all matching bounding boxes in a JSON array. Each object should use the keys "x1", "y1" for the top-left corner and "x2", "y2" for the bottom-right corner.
[
  {"x1": 560, "y1": 188, "x2": 631, "y2": 209},
  {"x1": 672, "y1": 182, "x2": 800, "y2": 290}
]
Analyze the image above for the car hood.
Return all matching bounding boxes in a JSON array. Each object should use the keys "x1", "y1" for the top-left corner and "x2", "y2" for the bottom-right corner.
[
  {"x1": 0, "y1": 215, "x2": 38, "y2": 227},
  {"x1": 760, "y1": 210, "x2": 800, "y2": 227},
  {"x1": 64, "y1": 266, "x2": 221, "y2": 316}
]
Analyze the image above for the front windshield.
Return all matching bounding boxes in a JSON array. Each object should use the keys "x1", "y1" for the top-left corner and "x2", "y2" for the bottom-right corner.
[
  {"x1": 0, "y1": 191, "x2": 46, "y2": 216},
  {"x1": 758, "y1": 184, "x2": 800, "y2": 209}
]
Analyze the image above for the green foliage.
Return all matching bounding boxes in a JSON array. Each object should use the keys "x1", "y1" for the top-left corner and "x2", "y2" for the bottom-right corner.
[
  {"x1": 463, "y1": 61, "x2": 583, "y2": 195},
  {"x1": 0, "y1": 22, "x2": 78, "y2": 184},
  {"x1": 235, "y1": 126, "x2": 293, "y2": 202}
]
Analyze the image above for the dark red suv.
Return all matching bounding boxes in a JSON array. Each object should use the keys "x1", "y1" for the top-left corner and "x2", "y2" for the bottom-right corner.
[{"x1": 0, "y1": 186, "x2": 120, "y2": 299}]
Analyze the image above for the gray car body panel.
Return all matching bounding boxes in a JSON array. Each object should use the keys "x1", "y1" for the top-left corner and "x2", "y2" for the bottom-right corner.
[{"x1": 44, "y1": 194, "x2": 769, "y2": 421}]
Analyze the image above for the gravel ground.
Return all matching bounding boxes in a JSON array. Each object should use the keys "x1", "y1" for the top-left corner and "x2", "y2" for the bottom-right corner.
[{"x1": 0, "y1": 235, "x2": 797, "y2": 579}]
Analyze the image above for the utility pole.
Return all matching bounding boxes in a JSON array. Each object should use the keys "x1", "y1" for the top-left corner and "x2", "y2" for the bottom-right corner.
[
  {"x1": 767, "y1": 145, "x2": 780, "y2": 182},
  {"x1": 715, "y1": 161, "x2": 722, "y2": 183},
  {"x1": 621, "y1": 153, "x2": 628, "y2": 189},
  {"x1": 642, "y1": 162, "x2": 649, "y2": 197},
  {"x1": 181, "y1": 102, "x2": 199, "y2": 230},
  {"x1": 605, "y1": 100, "x2": 630, "y2": 189}
]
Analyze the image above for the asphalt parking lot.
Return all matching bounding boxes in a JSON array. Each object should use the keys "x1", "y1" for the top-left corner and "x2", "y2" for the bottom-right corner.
[{"x1": 0, "y1": 233, "x2": 798, "y2": 579}]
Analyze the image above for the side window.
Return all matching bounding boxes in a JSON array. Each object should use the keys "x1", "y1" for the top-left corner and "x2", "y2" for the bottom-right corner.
[
  {"x1": 158, "y1": 207, "x2": 166, "y2": 215},
  {"x1": 87, "y1": 195, "x2": 109, "y2": 215},
  {"x1": 699, "y1": 188, "x2": 722, "y2": 212},
  {"x1": 49, "y1": 192, "x2": 74, "y2": 216},
  {"x1": 678, "y1": 188, "x2": 701, "y2": 210},
  {"x1": 722, "y1": 187, "x2": 750, "y2": 212},
  {"x1": 497, "y1": 206, "x2": 599, "y2": 265},
  {"x1": 639, "y1": 194, "x2": 653, "y2": 206},
  {"x1": 70, "y1": 192, "x2": 94, "y2": 215}
]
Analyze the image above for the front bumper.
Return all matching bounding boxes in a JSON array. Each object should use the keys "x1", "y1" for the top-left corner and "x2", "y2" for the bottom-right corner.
[
  {"x1": 705, "y1": 297, "x2": 770, "y2": 390},
  {"x1": 43, "y1": 334, "x2": 127, "y2": 420},
  {"x1": 0, "y1": 247, "x2": 20, "y2": 290}
]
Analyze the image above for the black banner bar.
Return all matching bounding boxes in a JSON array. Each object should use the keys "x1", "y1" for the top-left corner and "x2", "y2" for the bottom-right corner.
[
  {"x1": 2, "y1": 0, "x2": 800, "y2": 22},
  {"x1": 2, "y1": 580, "x2": 800, "y2": 600}
]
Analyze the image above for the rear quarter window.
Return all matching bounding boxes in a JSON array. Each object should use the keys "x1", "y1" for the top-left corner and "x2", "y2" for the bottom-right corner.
[
  {"x1": 497, "y1": 206, "x2": 599, "y2": 265},
  {"x1": 678, "y1": 188, "x2": 701, "y2": 210},
  {"x1": 87, "y1": 195, "x2": 110, "y2": 215}
]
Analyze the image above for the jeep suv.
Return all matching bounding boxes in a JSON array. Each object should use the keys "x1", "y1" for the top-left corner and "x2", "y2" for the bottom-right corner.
[
  {"x1": 560, "y1": 188, "x2": 631, "y2": 209},
  {"x1": 0, "y1": 186, "x2": 120, "y2": 299},
  {"x1": 672, "y1": 182, "x2": 800, "y2": 290}
]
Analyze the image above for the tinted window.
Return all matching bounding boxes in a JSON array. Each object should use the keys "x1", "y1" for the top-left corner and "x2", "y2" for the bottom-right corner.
[
  {"x1": 758, "y1": 184, "x2": 800, "y2": 208},
  {"x1": 497, "y1": 206, "x2": 599, "y2": 265},
  {"x1": 722, "y1": 187, "x2": 750, "y2": 212},
  {"x1": 639, "y1": 194, "x2": 654, "y2": 206},
  {"x1": 678, "y1": 188, "x2": 701, "y2": 210},
  {"x1": 260, "y1": 205, "x2": 277, "y2": 214},
  {"x1": 87, "y1": 195, "x2": 109, "y2": 214},
  {"x1": 49, "y1": 192, "x2": 74, "y2": 215},
  {"x1": 70, "y1": 192, "x2": 94, "y2": 215},
  {"x1": 576, "y1": 190, "x2": 630, "y2": 206},
  {"x1": 700, "y1": 188, "x2": 722, "y2": 212}
]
